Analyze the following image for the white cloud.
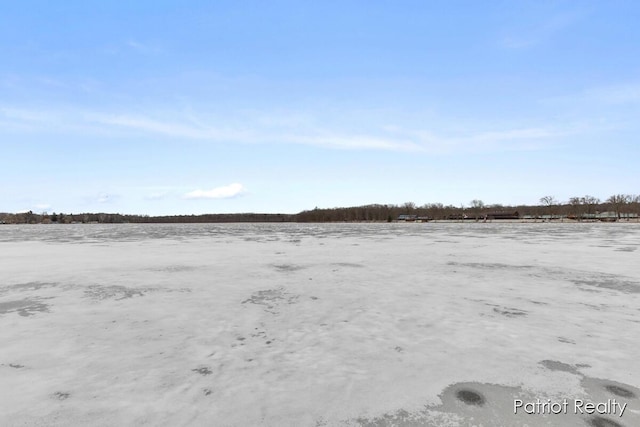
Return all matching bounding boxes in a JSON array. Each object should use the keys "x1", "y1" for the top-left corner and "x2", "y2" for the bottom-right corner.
[
  {"x1": 184, "y1": 183, "x2": 247, "y2": 200},
  {"x1": 34, "y1": 203, "x2": 51, "y2": 210}
]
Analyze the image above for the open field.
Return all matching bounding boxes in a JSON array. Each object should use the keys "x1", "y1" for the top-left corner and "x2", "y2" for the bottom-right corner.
[{"x1": 1, "y1": 223, "x2": 639, "y2": 426}]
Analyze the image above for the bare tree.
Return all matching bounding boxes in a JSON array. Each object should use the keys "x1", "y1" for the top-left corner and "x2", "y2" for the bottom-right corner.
[
  {"x1": 630, "y1": 195, "x2": 640, "y2": 215},
  {"x1": 569, "y1": 197, "x2": 584, "y2": 220},
  {"x1": 423, "y1": 203, "x2": 444, "y2": 220},
  {"x1": 469, "y1": 199, "x2": 485, "y2": 220},
  {"x1": 403, "y1": 201, "x2": 416, "y2": 212},
  {"x1": 581, "y1": 195, "x2": 600, "y2": 217},
  {"x1": 607, "y1": 194, "x2": 631, "y2": 219},
  {"x1": 539, "y1": 196, "x2": 557, "y2": 220}
]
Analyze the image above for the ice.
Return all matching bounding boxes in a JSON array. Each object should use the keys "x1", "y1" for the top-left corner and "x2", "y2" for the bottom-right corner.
[{"x1": 1, "y1": 223, "x2": 639, "y2": 426}]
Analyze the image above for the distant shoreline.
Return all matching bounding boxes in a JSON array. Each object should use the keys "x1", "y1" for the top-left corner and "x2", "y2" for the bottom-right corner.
[
  {"x1": 2, "y1": 218, "x2": 640, "y2": 225},
  {"x1": 2, "y1": 200, "x2": 639, "y2": 225}
]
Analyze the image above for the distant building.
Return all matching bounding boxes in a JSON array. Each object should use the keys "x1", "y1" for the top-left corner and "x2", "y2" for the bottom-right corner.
[
  {"x1": 596, "y1": 212, "x2": 638, "y2": 221},
  {"x1": 397, "y1": 214, "x2": 418, "y2": 221},
  {"x1": 485, "y1": 211, "x2": 520, "y2": 220}
]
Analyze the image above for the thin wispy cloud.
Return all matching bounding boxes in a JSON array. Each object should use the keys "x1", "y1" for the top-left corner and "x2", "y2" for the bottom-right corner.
[
  {"x1": 464, "y1": 127, "x2": 562, "y2": 146},
  {"x1": 95, "y1": 114, "x2": 214, "y2": 139},
  {"x1": 91, "y1": 112, "x2": 566, "y2": 153},
  {"x1": 96, "y1": 193, "x2": 117, "y2": 204},
  {"x1": 184, "y1": 183, "x2": 247, "y2": 200},
  {"x1": 539, "y1": 81, "x2": 640, "y2": 131},
  {"x1": 0, "y1": 107, "x2": 55, "y2": 123},
  {"x1": 126, "y1": 40, "x2": 163, "y2": 55},
  {"x1": 500, "y1": 10, "x2": 583, "y2": 49},
  {"x1": 584, "y1": 83, "x2": 640, "y2": 105},
  {"x1": 281, "y1": 133, "x2": 422, "y2": 152},
  {"x1": 101, "y1": 40, "x2": 163, "y2": 57},
  {"x1": 0, "y1": 101, "x2": 612, "y2": 155},
  {"x1": 145, "y1": 191, "x2": 170, "y2": 201}
]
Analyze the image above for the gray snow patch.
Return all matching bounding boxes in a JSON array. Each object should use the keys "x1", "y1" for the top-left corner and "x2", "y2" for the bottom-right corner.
[
  {"x1": 83, "y1": 285, "x2": 152, "y2": 301},
  {"x1": 0, "y1": 298, "x2": 50, "y2": 316},
  {"x1": 540, "y1": 359, "x2": 579, "y2": 374}
]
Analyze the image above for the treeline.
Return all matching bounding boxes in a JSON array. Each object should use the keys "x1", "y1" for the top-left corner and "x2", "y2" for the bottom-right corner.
[
  {"x1": 134, "y1": 213, "x2": 295, "y2": 223},
  {"x1": 1, "y1": 193, "x2": 639, "y2": 224},
  {"x1": 297, "y1": 194, "x2": 640, "y2": 222},
  {"x1": 0, "y1": 212, "x2": 294, "y2": 224}
]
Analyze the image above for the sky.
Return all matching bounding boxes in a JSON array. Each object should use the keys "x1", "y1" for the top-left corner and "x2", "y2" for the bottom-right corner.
[{"x1": 1, "y1": 1, "x2": 639, "y2": 215}]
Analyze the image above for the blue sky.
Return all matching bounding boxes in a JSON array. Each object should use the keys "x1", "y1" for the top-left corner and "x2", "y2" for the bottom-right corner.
[{"x1": 2, "y1": 1, "x2": 639, "y2": 215}]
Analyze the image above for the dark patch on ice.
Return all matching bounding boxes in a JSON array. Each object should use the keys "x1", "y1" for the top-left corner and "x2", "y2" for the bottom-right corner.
[
  {"x1": 456, "y1": 389, "x2": 485, "y2": 406},
  {"x1": 615, "y1": 247, "x2": 636, "y2": 252},
  {"x1": 243, "y1": 289, "x2": 283, "y2": 305},
  {"x1": 152, "y1": 265, "x2": 198, "y2": 273},
  {"x1": 493, "y1": 307, "x2": 527, "y2": 317},
  {"x1": 242, "y1": 288, "x2": 298, "y2": 313},
  {"x1": 9, "y1": 363, "x2": 24, "y2": 368},
  {"x1": 251, "y1": 329, "x2": 276, "y2": 345},
  {"x1": 53, "y1": 391, "x2": 70, "y2": 400},
  {"x1": 0, "y1": 298, "x2": 50, "y2": 316},
  {"x1": 84, "y1": 285, "x2": 151, "y2": 301},
  {"x1": 310, "y1": 296, "x2": 318, "y2": 300},
  {"x1": 529, "y1": 300, "x2": 548, "y2": 305},
  {"x1": 605, "y1": 385, "x2": 636, "y2": 398},
  {"x1": 447, "y1": 261, "x2": 535, "y2": 270},
  {"x1": 588, "y1": 416, "x2": 624, "y2": 427},
  {"x1": 394, "y1": 346, "x2": 403, "y2": 353},
  {"x1": 272, "y1": 263, "x2": 305, "y2": 272},
  {"x1": 192, "y1": 367, "x2": 212, "y2": 376},
  {"x1": 331, "y1": 262, "x2": 364, "y2": 268},
  {"x1": 203, "y1": 388, "x2": 212, "y2": 396},
  {"x1": 576, "y1": 363, "x2": 591, "y2": 368},
  {"x1": 354, "y1": 409, "x2": 416, "y2": 427},
  {"x1": 558, "y1": 337, "x2": 576, "y2": 344},
  {"x1": 572, "y1": 275, "x2": 640, "y2": 294},
  {"x1": 581, "y1": 377, "x2": 640, "y2": 411},
  {"x1": 540, "y1": 359, "x2": 578, "y2": 374}
]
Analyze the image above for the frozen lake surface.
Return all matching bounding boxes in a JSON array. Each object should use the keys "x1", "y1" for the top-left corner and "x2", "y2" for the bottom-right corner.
[{"x1": 1, "y1": 223, "x2": 639, "y2": 426}]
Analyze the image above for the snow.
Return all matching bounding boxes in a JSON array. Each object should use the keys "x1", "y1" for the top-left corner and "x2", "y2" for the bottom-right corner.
[{"x1": 1, "y1": 223, "x2": 639, "y2": 426}]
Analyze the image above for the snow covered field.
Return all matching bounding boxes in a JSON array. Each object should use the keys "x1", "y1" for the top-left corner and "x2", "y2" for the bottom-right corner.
[{"x1": 1, "y1": 223, "x2": 639, "y2": 427}]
